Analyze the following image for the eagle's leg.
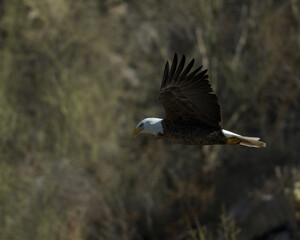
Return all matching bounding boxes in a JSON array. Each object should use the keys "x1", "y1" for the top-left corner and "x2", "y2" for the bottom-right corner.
[{"x1": 226, "y1": 137, "x2": 241, "y2": 145}]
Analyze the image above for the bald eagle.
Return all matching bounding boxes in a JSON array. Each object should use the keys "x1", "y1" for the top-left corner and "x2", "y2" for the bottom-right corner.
[{"x1": 133, "y1": 54, "x2": 266, "y2": 148}]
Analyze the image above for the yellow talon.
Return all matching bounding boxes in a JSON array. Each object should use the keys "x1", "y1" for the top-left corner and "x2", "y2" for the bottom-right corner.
[{"x1": 226, "y1": 137, "x2": 241, "y2": 145}]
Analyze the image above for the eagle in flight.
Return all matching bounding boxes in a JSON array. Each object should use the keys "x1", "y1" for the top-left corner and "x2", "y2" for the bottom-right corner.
[{"x1": 133, "y1": 53, "x2": 266, "y2": 148}]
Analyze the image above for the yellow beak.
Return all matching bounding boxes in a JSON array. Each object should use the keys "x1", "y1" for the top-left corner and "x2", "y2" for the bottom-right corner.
[{"x1": 132, "y1": 128, "x2": 141, "y2": 138}]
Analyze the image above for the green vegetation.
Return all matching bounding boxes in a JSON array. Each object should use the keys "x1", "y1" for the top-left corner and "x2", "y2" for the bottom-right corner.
[{"x1": 1, "y1": 0, "x2": 300, "y2": 239}]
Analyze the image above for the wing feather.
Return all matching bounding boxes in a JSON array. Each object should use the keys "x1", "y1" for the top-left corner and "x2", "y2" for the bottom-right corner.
[
  {"x1": 161, "y1": 61, "x2": 169, "y2": 89},
  {"x1": 168, "y1": 53, "x2": 178, "y2": 83},
  {"x1": 179, "y1": 59, "x2": 194, "y2": 82},
  {"x1": 159, "y1": 53, "x2": 221, "y2": 127},
  {"x1": 173, "y1": 55, "x2": 185, "y2": 82}
]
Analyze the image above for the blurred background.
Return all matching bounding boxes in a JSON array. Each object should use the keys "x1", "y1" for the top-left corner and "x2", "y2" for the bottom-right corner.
[{"x1": 1, "y1": 0, "x2": 300, "y2": 239}]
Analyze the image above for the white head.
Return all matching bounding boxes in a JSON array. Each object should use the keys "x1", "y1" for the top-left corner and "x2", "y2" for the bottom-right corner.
[{"x1": 132, "y1": 118, "x2": 163, "y2": 137}]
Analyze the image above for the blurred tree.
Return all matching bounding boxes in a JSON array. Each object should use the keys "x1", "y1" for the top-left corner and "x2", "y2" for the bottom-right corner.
[{"x1": 0, "y1": 0, "x2": 300, "y2": 239}]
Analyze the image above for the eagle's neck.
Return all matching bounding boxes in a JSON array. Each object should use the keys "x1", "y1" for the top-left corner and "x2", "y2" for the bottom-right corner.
[{"x1": 143, "y1": 118, "x2": 163, "y2": 136}]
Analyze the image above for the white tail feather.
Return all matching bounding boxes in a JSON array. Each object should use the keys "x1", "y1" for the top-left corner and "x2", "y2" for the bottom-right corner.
[{"x1": 222, "y1": 129, "x2": 266, "y2": 148}]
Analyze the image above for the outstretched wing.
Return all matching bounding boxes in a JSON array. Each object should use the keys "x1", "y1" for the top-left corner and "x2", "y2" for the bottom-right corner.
[{"x1": 159, "y1": 53, "x2": 221, "y2": 127}]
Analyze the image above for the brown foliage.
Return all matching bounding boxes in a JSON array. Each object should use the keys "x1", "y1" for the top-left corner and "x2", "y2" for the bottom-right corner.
[{"x1": 1, "y1": 0, "x2": 300, "y2": 239}]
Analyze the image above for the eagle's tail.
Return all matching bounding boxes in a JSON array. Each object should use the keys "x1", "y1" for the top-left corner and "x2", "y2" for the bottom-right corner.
[{"x1": 222, "y1": 129, "x2": 266, "y2": 148}]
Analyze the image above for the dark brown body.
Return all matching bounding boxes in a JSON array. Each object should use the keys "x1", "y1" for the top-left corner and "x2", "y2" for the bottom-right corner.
[{"x1": 159, "y1": 119, "x2": 227, "y2": 145}]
